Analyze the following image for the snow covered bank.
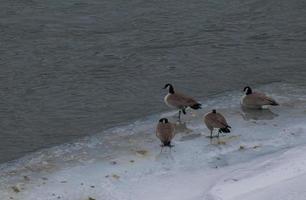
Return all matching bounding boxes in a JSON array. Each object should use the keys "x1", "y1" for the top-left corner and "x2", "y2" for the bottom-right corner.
[
  {"x1": 209, "y1": 145, "x2": 306, "y2": 200},
  {"x1": 2, "y1": 83, "x2": 306, "y2": 200},
  {"x1": 4, "y1": 140, "x2": 306, "y2": 200}
]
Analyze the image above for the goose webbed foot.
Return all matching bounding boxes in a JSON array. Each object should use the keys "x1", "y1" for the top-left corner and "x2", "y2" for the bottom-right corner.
[
  {"x1": 160, "y1": 143, "x2": 174, "y2": 148},
  {"x1": 160, "y1": 143, "x2": 174, "y2": 153}
]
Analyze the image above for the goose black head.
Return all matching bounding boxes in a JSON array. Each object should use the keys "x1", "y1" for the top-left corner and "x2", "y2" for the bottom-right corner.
[
  {"x1": 159, "y1": 118, "x2": 169, "y2": 123},
  {"x1": 163, "y1": 83, "x2": 174, "y2": 94},
  {"x1": 212, "y1": 109, "x2": 216, "y2": 114},
  {"x1": 243, "y1": 86, "x2": 252, "y2": 95}
]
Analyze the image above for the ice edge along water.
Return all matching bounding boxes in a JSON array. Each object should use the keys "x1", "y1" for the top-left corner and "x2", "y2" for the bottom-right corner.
[{"x1": 2, "y1": 83, "x2": 306, "y2": 200}]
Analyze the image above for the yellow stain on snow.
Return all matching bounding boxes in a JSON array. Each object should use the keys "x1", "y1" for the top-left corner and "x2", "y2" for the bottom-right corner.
[
  {"x1": 112, "y1": 174, "x2": 120, "y2": 180},
  {"x1": 135, "y1": 150, "x2": 148, "y2": 157}
]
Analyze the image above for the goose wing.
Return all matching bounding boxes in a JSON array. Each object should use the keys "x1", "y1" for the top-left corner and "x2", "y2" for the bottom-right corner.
[
  {"x1": 251, "y1": 92, "x2": 278, "y2": 106},
  {"x1": 167, "y1": 92, "x2": 199, "y2": 107},
  {"x1": 205, "y1": 113, "x2": 229, "y2": 129}
]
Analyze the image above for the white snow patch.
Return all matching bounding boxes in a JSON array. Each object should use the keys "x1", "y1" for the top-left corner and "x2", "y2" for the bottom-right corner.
[{"x1": 2, "y1": 83, "x2": 306, "y2": 200}]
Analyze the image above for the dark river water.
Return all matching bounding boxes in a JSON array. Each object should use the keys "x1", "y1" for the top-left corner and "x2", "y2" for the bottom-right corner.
[{"x1": 0, "y1": 0, "x2": 306, "y2": 163}]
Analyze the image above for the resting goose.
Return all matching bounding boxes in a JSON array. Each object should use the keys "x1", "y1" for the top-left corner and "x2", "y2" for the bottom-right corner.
[
  {"x1": 163, "y1": 83, "x2": 201, "y2": 120},
  {"x1": 204, "y1": 109, "x2": 231, "y2": 138},
  {"x1": 156, "y1": 118, "x2": 175, "y2": 147},
  {"x1": 241, "y1": 86, "x2": 279, "y2": 109}
]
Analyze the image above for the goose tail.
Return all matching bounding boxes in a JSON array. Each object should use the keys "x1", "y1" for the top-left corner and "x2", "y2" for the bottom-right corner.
[
  {"x1": 219, "y1": 126, "x2": 231, "y2": 133},
  {"x1": 270, "y1": 101, "x2": 279, "y2": 106},
  {"x1": 267, "y1": 98, "x2": 279, "y2": 106},
  {"x1": 162, "y1": 141, "x2": 173, "y2": 147},
  {"x1": 190, "y1": 103, "x2": 202, "y2": 110}
]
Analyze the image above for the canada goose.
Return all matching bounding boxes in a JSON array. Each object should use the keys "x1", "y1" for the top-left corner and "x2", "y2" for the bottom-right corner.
[
  {"x1": 156, "y1": 118, "x2": 175, "y2": 148},
  {"x1": 163, "y1": 83, "x2": 201, "y2": 120},
  {"x1": 241, "y1": 86, "x2": 279, "y2": 109},
  {"x1": 204, "y1": 109, "x2": 231, "y2": 138}
]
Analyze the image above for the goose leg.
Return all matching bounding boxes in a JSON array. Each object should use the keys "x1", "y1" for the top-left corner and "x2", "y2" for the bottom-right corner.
[
  {"x1": 160, "y1": 145, "x2": 164, "y2": 153},
  {"x1": 178, "y1": 110, "x2": 181, "y2": 121},
  {"x1": 210, "y1": 130, "x2": 213, "y2": 138}
]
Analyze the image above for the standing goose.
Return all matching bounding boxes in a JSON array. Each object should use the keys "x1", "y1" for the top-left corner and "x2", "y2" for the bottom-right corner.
[
  {"x1": 156, "y1": 118, "x2": 175, "y2": 148},
  {"x1": 163, "y1": 83, "x2": 201, "y2": 120},
  {"x1": 241, "y1": 86, "x2": 279, "y2": 109},
  {"x1": 204, "y1": 109, "x2": 231, "y2": 138}
]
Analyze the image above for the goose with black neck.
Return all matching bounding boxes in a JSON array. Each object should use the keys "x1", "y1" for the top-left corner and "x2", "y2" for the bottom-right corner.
[
  {"x1": 163, "y1": 83, "x2": 202, "y2": 121},
  {"x1": 241, "y1": 86, "x2": 279, "y2": 109}
]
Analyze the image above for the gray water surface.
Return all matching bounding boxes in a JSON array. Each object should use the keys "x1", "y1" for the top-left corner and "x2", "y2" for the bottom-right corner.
[{"x1": 1, "y1": 0, "x2": 306, "y2": 163}]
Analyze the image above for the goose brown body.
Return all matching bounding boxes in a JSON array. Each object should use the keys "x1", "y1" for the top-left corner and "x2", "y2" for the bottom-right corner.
[
  {"x1": 156, "y1": 118, "x2": 175, "y2": 147},
  {"x1": 204, "y1": 110, "x2": 231, "y2": 138},
  {"x1": 164, "y1": 92, "x2": 200, "y2": 109},
  {"x1": 241, "y1": 87, "x2": 279, "y2": 109}
]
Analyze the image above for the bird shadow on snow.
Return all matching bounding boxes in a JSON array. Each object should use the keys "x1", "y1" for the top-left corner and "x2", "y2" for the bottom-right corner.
[
  {"x1": 172, "y1": 121, "x2": 204, "y2": 142},
  {"x1": 155, "y1": 148, "x2": 175, "y2": 167},
  {"x1": 240, "y1": 107, "x2": 278, "y2": 121}
]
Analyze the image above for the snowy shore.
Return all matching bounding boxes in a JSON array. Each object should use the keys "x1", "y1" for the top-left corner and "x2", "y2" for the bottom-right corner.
[{"x1": 1, "y1": 84, "x2": 306, "y2": 200}]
